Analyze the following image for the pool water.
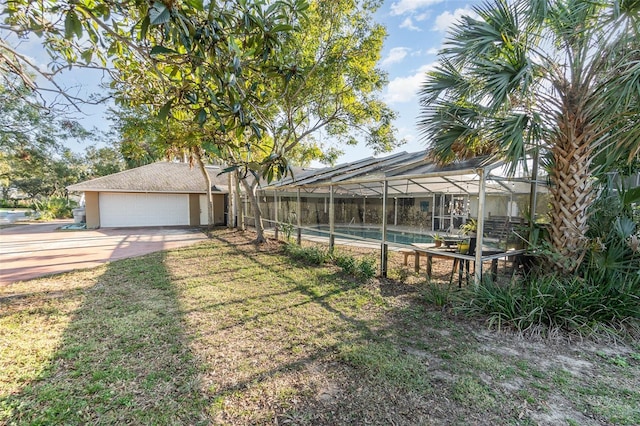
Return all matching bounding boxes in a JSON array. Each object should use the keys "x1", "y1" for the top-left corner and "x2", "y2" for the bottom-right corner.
[{"x1": 303, "y1": 226, "x2": 434, "y2": 245}]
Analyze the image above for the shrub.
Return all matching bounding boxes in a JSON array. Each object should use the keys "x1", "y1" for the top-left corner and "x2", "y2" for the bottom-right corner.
[
  {"x1": 355, "y1": 257, "x2": 377, "y2": 281},
  {"x1": 279, "y1": 221, "x2": 295, "y2": 242},
  {"x1": 282, "y1": 244, "x2": 329, "y2": 265},
  {"x1": 464, "y1": 180, "x2": 640, "y2": 337},
  {"x1": 0, "y1": 199, "x2": 17, "y2": 208},
  {"x1": 332, "y1": 252, "x2": 377, "y2": 281},
  {"x1": 390, "y1": 266, "x2": 412, "y2": 283},
  {"x1": 33, "y1": 197, "x2": 76, "y2": 220},
  {"x1": 460, "y1": 273, "x2": 640, "y2": 335},
  {"x1": 333, "y1": 252, "x2": 357, "y2": 274}
]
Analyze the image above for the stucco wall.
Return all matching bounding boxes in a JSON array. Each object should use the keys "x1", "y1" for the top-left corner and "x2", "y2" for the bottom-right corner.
[
  {"x1": 199, "y1": 194, "x2": 227, "y2": 225},
  {"x1": 85, "y1": 191, "x2": 100, "y2": 229}
]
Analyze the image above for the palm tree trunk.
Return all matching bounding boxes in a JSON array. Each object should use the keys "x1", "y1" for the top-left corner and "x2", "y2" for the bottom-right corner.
[{"x1": 548, "y1": 115, "x2": 594, "y2": 273}]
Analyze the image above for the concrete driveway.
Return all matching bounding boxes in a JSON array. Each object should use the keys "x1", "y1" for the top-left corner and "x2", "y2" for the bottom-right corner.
[{"x1": 0, "y1": 221, "x2": 209, "y2": 285}]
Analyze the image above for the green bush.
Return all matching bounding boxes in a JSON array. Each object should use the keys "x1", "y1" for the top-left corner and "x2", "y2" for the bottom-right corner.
[
  {"x1": 333, "y1": 252, "x2": 376, "y2": 281},
  {"x1": 355, "y1": 257, "x2": 377, "y2": 281},
  {"x1": 283, "y1": 247, "x2": 377, "y2": 281},
  {"x1": 279, "y1": 221, "x2": 295, "y2": 242},
  {"x1": 464, "y1": 181, "x2": 640, "y2": 336},
  {"x1": 390, "y1": 266, "x2": 412, "y2": 283},
  {"x1": 33, "y1": 197, "x2": 76, "y2": 220},
  {"x1": 282, "y1": 244, "x2": 329, "y2": 265},
  {"x1": 334, "y1": 252, "x2": 357, "y2": 274}
]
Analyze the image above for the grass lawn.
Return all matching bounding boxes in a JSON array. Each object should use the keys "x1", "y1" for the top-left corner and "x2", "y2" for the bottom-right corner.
[{"x1": 1, "y1": 229, "x2": 639, "y2": 425}]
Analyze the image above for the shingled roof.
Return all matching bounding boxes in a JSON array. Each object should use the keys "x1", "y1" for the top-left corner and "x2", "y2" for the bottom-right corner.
[{"x1": 67, "y1": 162, "x2": 230, "y2": 193}]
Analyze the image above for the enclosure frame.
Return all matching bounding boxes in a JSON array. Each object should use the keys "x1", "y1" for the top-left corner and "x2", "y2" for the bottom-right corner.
[{"x1": 260, "y1": 151, "x2": 543, "y2": 282}]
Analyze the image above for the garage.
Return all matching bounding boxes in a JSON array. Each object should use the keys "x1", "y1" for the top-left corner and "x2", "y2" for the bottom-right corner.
[
  {"x1": 99, "y1": 192, "x2": 190, "y2": 228},
  {"x1": 67, "y1": 162, "x2": 230, "y2": 229}
]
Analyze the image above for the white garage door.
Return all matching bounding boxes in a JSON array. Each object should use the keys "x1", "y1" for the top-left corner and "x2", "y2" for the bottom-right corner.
[{"x1": 100, "y1": 193, "x2": 189, "y2": 227}]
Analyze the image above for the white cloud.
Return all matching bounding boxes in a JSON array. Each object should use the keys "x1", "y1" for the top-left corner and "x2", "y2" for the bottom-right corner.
[
  {"x1": 415, "y1": 13, "x2": 429, "y2": 21},
  {"x1": 384, "y1": 63, "x2": 434, "y2": 104},
  {"x1": 397, "y1": 128, "x2": 417, "y2": 144},
  {"x1": 390, "y1": 0, "x2": 443, "y2": 16},
  {"x1": 433, "y1": 7, "x2": 478, "y2": 32},
  {"x1": 427, "y1": 47, "x2": 439, "y2": 55},
  {"x1": 399, "y1": 17, "x2": 421, "y2": 31},
  {"x1": 381, "y1": 47, "x2": 411, "y2": 67}
]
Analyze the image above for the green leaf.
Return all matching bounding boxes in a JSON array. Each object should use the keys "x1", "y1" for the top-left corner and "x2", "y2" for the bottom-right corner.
[
  {"x1": 271, "y1": 24, "x2": 294, "y2": 33},
  {"x1": 250, "y1": 123, "x2": 262, "y2": 140},
  {"x1": 202, "y1": 142, "x2": 222, "y2": 156},
  {"x1": 220, "y1": 165, "x2": 239, "y2": 174},
  {"x1": 80, "y1": 49, "x2": 93, "y2": 64},
  {"x1": 197, "y1": 108, "x2": 207, "y2": 126},
  {"x1": 184, "y1": 0, "x2": 204, "y2": 11},
  {"x1": 149, "y1": 2, "x2": 171, "y2": 26},
  {"x1": 157, "y1": 99, "x2": 173, "y2": 120},
  {"x1": 150, "y1": 45, "x2": 178, "y2": 55},
  {"x1": 140, "y1": 15, "x2": 150, "y2": 40},
  {"x1": 228, "y1": 36, "x2": 240, "y2": 55},
  {"x1": 623, "y1": 187, "x2": 640, "y2": 206},
  {"x1": 64, "y1": 10, "x2": 82, "y2": 39}
]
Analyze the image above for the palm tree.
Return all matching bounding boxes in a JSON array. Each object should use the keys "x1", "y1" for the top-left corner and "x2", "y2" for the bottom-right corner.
[{"x1": 418, "y1": 0, "x2": 640, "y2": 273}]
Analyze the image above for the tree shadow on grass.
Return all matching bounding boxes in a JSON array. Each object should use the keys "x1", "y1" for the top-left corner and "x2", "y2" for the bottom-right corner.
[
  {"x1": 200, "y1": 230, "x2": 567, "y2": 425},
  {"x1": 0, "y1": 252, "x2": 209, "y2": 425},
  {"x1": 174, "y1": 231, "x2": 480, "y2": 424}
]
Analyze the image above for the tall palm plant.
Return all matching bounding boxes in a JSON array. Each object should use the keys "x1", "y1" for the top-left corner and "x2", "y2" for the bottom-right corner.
[{"x1": 418, "y1": 0, "x2": 640, "y2": 273}]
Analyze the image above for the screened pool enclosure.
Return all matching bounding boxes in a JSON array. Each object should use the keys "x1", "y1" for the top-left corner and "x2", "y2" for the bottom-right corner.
[{"x1": 247, "y1": 151, "x2": 548, "y2": 281}]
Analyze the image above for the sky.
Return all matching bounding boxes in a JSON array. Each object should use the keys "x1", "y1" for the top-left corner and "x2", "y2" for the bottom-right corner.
[
  {"x1": 10, "y1": 0, "x2": 482, "y2": 164},
  {"x1": 361, "y1": 0, "x2": 480, "y2": 163}
]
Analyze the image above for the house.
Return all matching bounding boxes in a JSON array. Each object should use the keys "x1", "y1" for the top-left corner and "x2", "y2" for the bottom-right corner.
[{"x1": 67, "y1": 162, "x2": 229, "y2": 229}]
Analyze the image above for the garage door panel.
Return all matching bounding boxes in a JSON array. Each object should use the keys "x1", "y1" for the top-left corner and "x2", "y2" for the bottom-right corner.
[{"x1": 100, "y1": 193, "x2": 189, "y2": 227}]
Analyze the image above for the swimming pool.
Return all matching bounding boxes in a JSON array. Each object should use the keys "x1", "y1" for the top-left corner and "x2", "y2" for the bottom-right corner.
[{"x1": 302, "y1": 225, "x2": 434, "y2": 245}]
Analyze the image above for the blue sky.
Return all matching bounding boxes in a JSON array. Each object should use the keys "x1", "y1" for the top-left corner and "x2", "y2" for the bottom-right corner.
[
  {"x1": 356, "y1": 0, "x2": 481, "y2": 163},
  {"x1": 10, "y1": 0, "x2": 482, "y2": 164}
]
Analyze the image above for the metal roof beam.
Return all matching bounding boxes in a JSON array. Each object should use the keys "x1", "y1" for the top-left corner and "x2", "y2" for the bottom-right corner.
[
  {"x1": 441, "y1": 176, "x2": 474, "y2": 194},
  {"x1": 492, "y1": 179, "x2": 515, "y2": 194},
  {"x1": 406, "y1": 179, "x2": 434, "y2": 194}
]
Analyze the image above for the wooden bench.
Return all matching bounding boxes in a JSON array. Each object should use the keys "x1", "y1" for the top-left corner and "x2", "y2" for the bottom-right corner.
[{"x1": 399, "y1": 249, "x2": 423, "y2": 272}]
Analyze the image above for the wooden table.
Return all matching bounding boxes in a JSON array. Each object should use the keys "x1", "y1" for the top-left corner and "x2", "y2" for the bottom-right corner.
[{"x1": 411, "y1": 244, "x2": 526, "y2": 285}]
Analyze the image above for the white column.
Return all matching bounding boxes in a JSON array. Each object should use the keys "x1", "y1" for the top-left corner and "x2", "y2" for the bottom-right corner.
[
  {"x1": 329, "y1": 186, "x2": 335, "y2": 252},
  {"x1": 474, "y1": 168, "x2": 487, "y2": 285},
  {"x1": 380, "y1": 181, "x2": 389, "y2": 277},
  {"x1": 296, "y1": 188, "x2": 302, "y2": 245},
  {"x1": 394, "y1": 197, "x2": 398, "y2": 226},
  {"x1": 432, "y1": 193, "x2": 436, "y2": 231},
  {"x1": 363, "y1": 197, "x2": 366, "y2": 225},
  {"x1": 274, "y1": 191, "x2": 279, "y2": 239}
]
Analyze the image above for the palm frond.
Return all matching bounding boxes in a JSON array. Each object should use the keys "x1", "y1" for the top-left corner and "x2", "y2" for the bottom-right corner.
[{"x1": 418, "y1": 58, "x2": 470, "y2": 105}]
